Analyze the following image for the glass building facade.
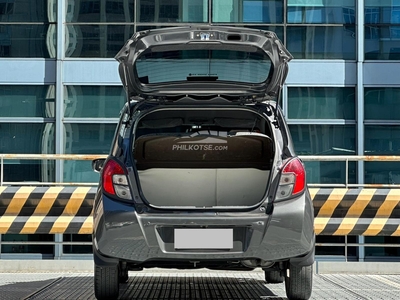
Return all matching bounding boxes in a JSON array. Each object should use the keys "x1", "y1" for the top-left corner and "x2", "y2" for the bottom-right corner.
[{"x1": 1, "y1": 0, "x2": 400, "y2": 260}]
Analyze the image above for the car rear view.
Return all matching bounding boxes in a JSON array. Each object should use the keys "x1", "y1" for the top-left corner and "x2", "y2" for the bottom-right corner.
[{"x1": 92, "y1": 26, "x2": 315, "y2": 300}]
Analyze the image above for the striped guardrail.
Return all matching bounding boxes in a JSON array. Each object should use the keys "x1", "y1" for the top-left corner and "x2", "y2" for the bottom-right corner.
[
  {"x1": 310, "y1": 188, "x2": 400, "y2": 236},
  {"x1": 0, "y1": 186, "x2": 95, "y2": 235},
  {"x1": 0, "y1": 186, "x2": 400, "y2": 236}
]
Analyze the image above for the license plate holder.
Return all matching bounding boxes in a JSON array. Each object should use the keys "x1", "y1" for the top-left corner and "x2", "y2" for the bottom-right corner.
[{"x1": 174, "y1": 228, "x2": 233, "y2": 249}]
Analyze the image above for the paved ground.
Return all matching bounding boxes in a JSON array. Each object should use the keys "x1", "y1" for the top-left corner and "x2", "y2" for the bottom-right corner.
[{"x1": 1, "y1": 270, "x2": 400, "y2": 299}]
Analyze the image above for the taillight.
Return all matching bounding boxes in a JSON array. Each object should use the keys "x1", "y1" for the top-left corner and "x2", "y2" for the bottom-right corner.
[
  {"x1": 275, "y1": 157, "x2": 306, "y2": 201},
  {"x1": 102, "y1": 159, "x2": 132, "y2": 200}
]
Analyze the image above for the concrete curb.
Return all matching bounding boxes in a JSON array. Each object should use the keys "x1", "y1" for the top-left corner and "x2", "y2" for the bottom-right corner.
[
  {"x1": 1, "y1": 260, "x2": 400, "y2": 274},
  {"x1": 315, "y1": 261, "x2": 400, "y2": 275},
  {"x1": 0, "y1": 260, "x2": 94, "y2": 273}
]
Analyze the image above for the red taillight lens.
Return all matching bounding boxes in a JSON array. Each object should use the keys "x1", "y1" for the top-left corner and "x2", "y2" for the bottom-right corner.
[
  {"x1": 282, "y1": 157, "x2": 306, "y2": 195},
  {"x1": 275, "y1": 157, "x2": 306, "y2": 201},
  {"x1": 102, "y1": 159, "x2": 124, "y2": 195}
]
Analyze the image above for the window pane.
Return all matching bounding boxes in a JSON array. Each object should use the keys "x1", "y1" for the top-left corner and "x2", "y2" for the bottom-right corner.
[
  {"x1": 136, "y1": 25, "x2": 167, "y2": 31},
  {"x1": 0, "y1": 85, "x2": 55, "y2": 118},
  {"x1": 289, "y1": 125, "x2": 356, "y2": 155},
  {"x1": 365, "y1": 125, "x2": 400, "y2": 155},
  {"x1": 286, "y1": 26, "x2": 356, "y2": 59},
  {"x1": 213, "y1": 0, "x2": 283, "y2": 23},
  {"x1": 365, "y1": 162, "x2": 400, "y2": 184},
  {"x1": 304, "y1": 161, "x2": 356, "y2": 184},
  {"x1": 64, "y1": 124, "x2": 115, "y2": 154},
  {"x1": 1, "y1": 159, "x2": 55, "y2": 182},
  {"x1": 365, "y1": 126, "x2": 400, "y2": 182},
  {"x1": 64, "y1": 86, "x2": 125, "y2": 118},
  {"x1": 65, "y1": 25, "x2": 133, "y2": 58},
  {"x1": 290, "y1": 125, "x2": 355, "y2": 155},
  {"x1": 0, "y1": 123, "x2": 55, "y2": 182},
  {"x1": 63, "y1": 160, "x2": 100, "y2": 182},
  {"x1": 288, "y1": 87, "x2": 355, "y2": 119},
  {"x1": 365, "y1": 1, "x2": 400, "y2": 60},
  {"x1": 290, "y1": 124, "x2": 356, "y2": 184},
  {"x1": 365, "y1": 0, "x2": 400, "y2": 24},
  {"x1": 365, "y1": 26, "x2": 400, "y2": 60},
  {"x1": 63, "y1": 123, "x2": 116, "y2": 182},
  {"x1": 287, "y1": 0, "x2": 355, "y2": 24},
  {"x1": 3, "y1": 159, "x2": 55, "y2": 182},
  {"x1": 138, "y1": 0, "x2": 207, "y2": 23},
  {"x1": 246, "y1": 26, "x2": 284, "y2": 41},
  {"x1": 365, "y1": 88, "x2": 400, "y2": 120},
  {"x1": 63, "y1": 234, "x2": 92, "y2": 254},
  {"x1": 0, "y1": 123, "x2": 54, "y2": 154},
  {"x1": 316, "y1": 235, "x2": 357, "y2": 257},
  {"x1": 0, "y1": 0, "x2": 56, "y2": 22},
  {"x1": 66, "y1": 0, "x2": 134, "y2": 22},
  {"x1": 0, "y1": 24, "x2": 56, "y2": 58},
  {"x1": 1, "y1": 234, "x2": 54, "y2": 257},
  {"x1": 365, "y1": 237, "x2": 400, "y2": 258}
]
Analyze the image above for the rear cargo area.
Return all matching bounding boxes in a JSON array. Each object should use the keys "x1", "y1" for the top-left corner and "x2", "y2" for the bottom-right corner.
[{"x1": 133, "y1": 108, "x2": 274, "y2": 207}]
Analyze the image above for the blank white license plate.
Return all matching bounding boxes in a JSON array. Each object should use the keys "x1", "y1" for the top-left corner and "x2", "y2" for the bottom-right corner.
[{"x1": 174, "y1": 228, "x2": 233, "y2": 249}]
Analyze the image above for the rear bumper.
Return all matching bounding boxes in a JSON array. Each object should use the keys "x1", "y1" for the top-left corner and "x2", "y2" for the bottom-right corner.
[{"x1": 93, "y1": 192, "x2": 314, "y2": 265}]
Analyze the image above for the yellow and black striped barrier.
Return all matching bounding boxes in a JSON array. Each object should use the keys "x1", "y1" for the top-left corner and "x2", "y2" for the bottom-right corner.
[
  {"x1": 1, "y1": 186, "x2": 400, "y2": 236},
  {"x1": 0, "y1": 186, "x2": 95, "y2": 235},
  {"x1": 310, "y1": 188, "x2": 400, "y2": 236}
]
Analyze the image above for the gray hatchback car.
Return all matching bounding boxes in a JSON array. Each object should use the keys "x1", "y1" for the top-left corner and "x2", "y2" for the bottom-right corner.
[{"x1": 92, "y1": 26, "x2": 315, "y2": 300}]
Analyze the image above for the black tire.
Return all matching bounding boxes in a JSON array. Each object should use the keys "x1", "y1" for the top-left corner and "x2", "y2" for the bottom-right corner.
[
  {"x1": 264, "y1": 270, "x2": 284, "y2": 283},
  {"x1": 94, "y1": 263, "x2": 119, "y2": 300},
  {"x1": 284, "y1": 263, "x2": 313, "y2": 300}
]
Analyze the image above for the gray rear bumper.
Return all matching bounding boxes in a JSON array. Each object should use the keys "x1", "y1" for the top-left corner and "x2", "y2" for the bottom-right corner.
[{"x1": 93, "y1": 192, "x2": 314, "y2": 264}]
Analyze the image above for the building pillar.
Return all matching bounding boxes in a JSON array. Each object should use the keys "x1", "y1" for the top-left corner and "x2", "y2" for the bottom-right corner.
[
  {"x1": 357, "y1": 0, "x2": 365, "y2": 262},
  {"x1": 54, "y1": 0, "x2": 67, "y2": 260}
]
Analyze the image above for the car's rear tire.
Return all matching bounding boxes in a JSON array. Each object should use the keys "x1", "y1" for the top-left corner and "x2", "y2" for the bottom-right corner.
[
  {"x1": 264, "y1": 270, "x2": 284, "y2": 283},
  {"x1": 284, "y1": 263, "x2": 313, "y2": 300},
  {"x1": 94, "y1": 263, "x2": 119, "y2": 300}
]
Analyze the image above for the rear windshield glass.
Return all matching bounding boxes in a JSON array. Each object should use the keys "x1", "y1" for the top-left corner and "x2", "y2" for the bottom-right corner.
[{"x1": 135, "y1": 49, "x2": 272, "y2": 84}]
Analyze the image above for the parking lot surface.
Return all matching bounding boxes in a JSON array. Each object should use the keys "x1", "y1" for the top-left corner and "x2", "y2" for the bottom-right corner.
[{"x1": 1, "y1": 270, "x2": 400, "y2": 299}]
